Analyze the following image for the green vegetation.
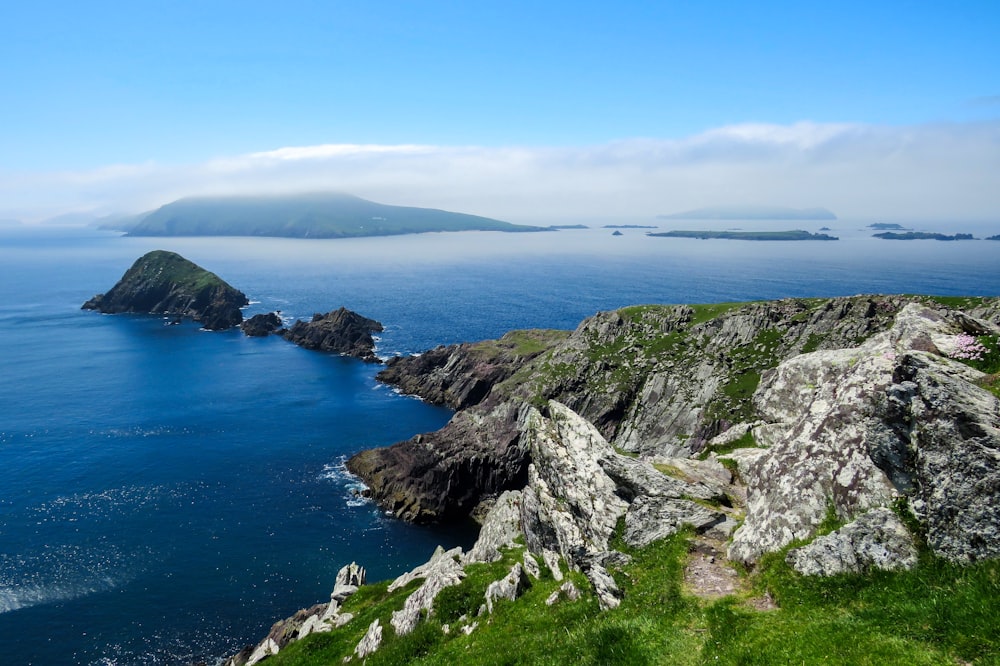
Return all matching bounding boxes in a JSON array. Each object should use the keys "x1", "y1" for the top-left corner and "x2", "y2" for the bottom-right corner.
[
  {"x1": 874, "y1": 231, "x2": 975, "y2": 241},
  {"x1": 120, "y1": 193, "x2": 547, "y2": 238},
  {"x1": 698, "y1": 430, "x2": 759, "y2": 460},
  {"x1": 129, "y1": 250, "x2": 229, "y2": 293},
  {"x1": 264, "y1": 529, "x2": 1000, "y2": 665},
  {"x1": 649, "y1": 230, "x2": 838, "y2": 241},
  {"x1": 921, "y1": 295, "x2": 994, "y2": 309}
]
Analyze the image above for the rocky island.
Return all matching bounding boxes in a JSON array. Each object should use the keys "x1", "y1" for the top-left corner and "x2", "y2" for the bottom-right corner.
[
  {"x1": 81, "y1": 250, "x2": 248, "y2": 330},
  {"x1": 281, "y1": 308, "x2": 385, "y2": 363},
  {"x1": 648, "y1": 229, "x2": 838, "y2": 241},
  {"x1": 228, "y1": 294, "x2": 1000, "y2": 665}
]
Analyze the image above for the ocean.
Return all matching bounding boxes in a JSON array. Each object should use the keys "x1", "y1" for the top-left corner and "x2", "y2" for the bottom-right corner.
[{"x1": 1, "y1": 222, "x2": 998, "y2": 664}]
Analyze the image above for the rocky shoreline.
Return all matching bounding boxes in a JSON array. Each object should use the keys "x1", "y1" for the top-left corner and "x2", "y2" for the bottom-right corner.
[{"x1": 227, "y1": 294, "x2": 1000, "y2": 663}]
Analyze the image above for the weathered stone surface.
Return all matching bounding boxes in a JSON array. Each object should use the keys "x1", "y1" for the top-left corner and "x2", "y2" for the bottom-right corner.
[
  {"x1": 520, "y1": 402, "x2": 628, "y2": 563},
  {"x1": 389, "y1": 546, "x2": 465, "y2": 636},
  {"x1": 82, "y1": 250, "x2": 248, "y2": 330},
  {"x1": 281, "y1": 307, "x2": 383, "y2": 362},
  {"x1": 623, "y1": 495, "x2": 726, "y2": 548},
  {"x1": 377, "y1": 330, "x2": 567, "y2": 409},
  {"x1": 347, "y1": 398, "x2": 529, "y2": 523},
  {"x1": 786, "y1": 508, "x2": 919, "y2": 576},
  {"x1": 464, "y1": 490, "x2": 523, "y2": 564},
  {"x1": 484, "y1": 563, "x2": 528, "y2": 614},
  {"x1": 545, "y1": 580, "x2": 581, "y2": 606},
  {"x1": 241, "y1": 311, "x2": 283, "y2": 337},
  {"x1": 522, "y1": 551, "x2": 541, "y2": 579},
  {"x1": 542, "y1": 549, "x2": 564, "y2": 582},
  {"x1": 354, "y1": 619, "x2": 382, "y2": 659}
]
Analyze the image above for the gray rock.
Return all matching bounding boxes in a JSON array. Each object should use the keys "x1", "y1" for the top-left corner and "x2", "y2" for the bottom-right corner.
[
  {"x1": 464, "y1": 490, "x2": 523, "y2": 564},
  {"x1": 354, "y1": 619, "x2": 383, "y2": 659},
  {"x1": 786, "y1": 508, "x2": 919, "y2": 576},
  {"x1": 545, "y1": 580, "x2": 582, "y2": 606},
  {"x1": 541, "y1": 549, "x2": 564, "y2": 582},
  {"x1": 389, "y1": 546, "x2": 465, "y2": 636},
  {"x1": 623, "y1": 495, "x2": 727, "y2": 548},
  {"x1": 484, "y1": 563, "x2": 528, "y2": 613},
  {"x1": 522, "y1": 551, "x2": 541, "y2": 579}
]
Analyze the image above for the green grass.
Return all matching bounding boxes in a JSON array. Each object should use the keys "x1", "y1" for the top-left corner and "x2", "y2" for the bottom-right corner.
[{"x1": 260, "y1": 528, "x2": 1000, "y2": 666}]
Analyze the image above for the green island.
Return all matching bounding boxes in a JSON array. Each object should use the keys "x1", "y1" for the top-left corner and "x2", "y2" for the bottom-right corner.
[
  {"x1": 648, "y1": 229, "x2": 838, "y2": 241},
  {"x1": 873, "y1": 232, "x2": 975, "y2": 241},
  {"x1": 105, "y1": 192, "x2": 548, "y2": 238}
]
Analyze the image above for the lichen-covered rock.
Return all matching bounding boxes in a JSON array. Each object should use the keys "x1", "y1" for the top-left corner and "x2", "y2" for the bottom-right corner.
[
  {"x1": 389, "y1": 546, "x2": 465, "y2": 636},
  {"x1": 354, "y1": 619, "x2": 382, "y2": 659},
  {"x1": 622, "y1": 495, "x2": 726, "y2": 548},
  {"x1": 785, "y1": 508, "x2": 919, "y2": 576},
  {"x1": 464, "y1": 490, "x2": 523, "y2": 564},
  {"x1": 281, "y1": 307, "x2": 383, "y2": 362},
  {"x1": 82, "y1": 250, "x2": 248, "y2": 330},
  {"x1": 484, "y1": 563, "x2": 528, "y2": 613}
]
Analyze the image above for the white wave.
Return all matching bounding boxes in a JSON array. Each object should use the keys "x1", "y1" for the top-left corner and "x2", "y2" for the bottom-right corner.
[
  {"x1": 0, "y1": 577, "x2": 118, "y2": 614},
  {"x1": 319, "y1": 456, "x2": 373, "y2": 507}
]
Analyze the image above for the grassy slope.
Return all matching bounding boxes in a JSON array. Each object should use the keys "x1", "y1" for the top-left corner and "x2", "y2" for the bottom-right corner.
[{"x1": 266, "y1": 532, "x2": 1000, "y2": 665}]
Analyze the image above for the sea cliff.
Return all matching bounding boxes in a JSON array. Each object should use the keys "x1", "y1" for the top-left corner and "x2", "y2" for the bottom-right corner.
[{"x1": 230, "y1": 294, "x2": 1000, "y2": 664}]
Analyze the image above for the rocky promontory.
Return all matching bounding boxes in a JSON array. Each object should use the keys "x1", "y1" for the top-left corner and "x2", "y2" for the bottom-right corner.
[
  {"x1": 281, "y1": 307, "x2": 384, "y2": 363},
  {"x1": 81, "y1": 250, "x2": 248, "y2": 330}
]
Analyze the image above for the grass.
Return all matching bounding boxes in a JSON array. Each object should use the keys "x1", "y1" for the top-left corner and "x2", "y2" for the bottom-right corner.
[{"x1": 261, "y1": 527, "x2": 1000, "y2": 666}]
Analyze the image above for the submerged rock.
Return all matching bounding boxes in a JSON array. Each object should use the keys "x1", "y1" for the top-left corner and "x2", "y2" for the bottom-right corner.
[{"x1": 82, "y1": 250, "x2": 248, "y2": 330}]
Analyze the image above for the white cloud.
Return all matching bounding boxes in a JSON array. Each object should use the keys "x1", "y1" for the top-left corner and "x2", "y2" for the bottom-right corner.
[{"x1": 3, "y1": 120, "x2": 999, "y2": 225}]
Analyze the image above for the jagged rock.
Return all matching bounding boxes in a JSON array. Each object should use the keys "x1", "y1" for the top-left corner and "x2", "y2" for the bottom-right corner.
[
  {"x1": 377, "y1": 330, "x2": 567, "y2": 409},
  {"x1": 542, "y1": 549, "x2": 564, "y2": 582},
  {"x1": 623, "y1": 495, "x2": 727, "y2": 548},
  {"x1": 786, "y1": 508, "x2": 919, "y2": 576},
  {"x1": 354, "y1": 619, "x2": 382, "y2": 659},
  {"x1": 464, "y1": 490, "x2": 523, "y2": 564},
  {"x1": 599, "y1": 453, "x2": 721, "y2": 502},
  {"x1": 520, "y1": 402, "x2": 628, "y2": 564},
  {"x1": 868, "y1": 352, "x2": 1000, "y2": 562},
  {"x1": 281, "y1": 307, "x2": 384, "y2": 362},
  {"x1": 484, "y1": 563, "x2": 528, "y2": 614},
  {"x1": 580, "y1": 559, "x2": 621, "y2": 610},
  {"x1": 241, "y1": 312, "x2": 283, "y2": 337},
  {"x1": 522, "y1": 551, "x2": 541, "y2": 579},
  {"x1": 346, "y1": 400, "x2": 528, "y2": 523},
  {"x1": 82, "y1": 250, "x2": 248, "y2": 330},
  {"x1": 731, "y1": 304, "x2": 1000, "y2": 565},
  {"x1": 389, "y1": 546, "x2": 465, "y2": 636},
  {"x1": 545, "y1": 580, "x2": 582, "y2": 606}
]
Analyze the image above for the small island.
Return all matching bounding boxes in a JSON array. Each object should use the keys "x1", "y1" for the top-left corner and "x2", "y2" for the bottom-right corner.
[
  {"x1": 873, "y1": 232, "x2": 975, "y2": 241},
  {"x1": 648, "y1": 229, "x2": 838, "y2": 241},
  {"x1": 868, "y1": 223, "x2": 909, "y2": 230},
  {"x1": 81, "y1": 250, "x2": 248, "y2": 330}
]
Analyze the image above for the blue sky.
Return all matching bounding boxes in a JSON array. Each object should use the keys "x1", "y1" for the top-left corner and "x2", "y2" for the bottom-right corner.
[{"x1": 1, "y1": 1, "x2": 998, "y2": 222}]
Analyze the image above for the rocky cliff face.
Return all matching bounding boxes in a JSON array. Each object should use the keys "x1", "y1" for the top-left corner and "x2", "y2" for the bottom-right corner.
[
  {"x1": 280, "y1": 307, "x2": 384, "y2": 362},
  {"x1": 82, "y1": 250, "x2": 248, "y2": 330}
]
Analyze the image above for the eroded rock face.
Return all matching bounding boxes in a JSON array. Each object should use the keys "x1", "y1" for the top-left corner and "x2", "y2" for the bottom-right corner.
[
  {"x1": 731, "y1": 304, "x2": 1000, "y2": 565},
  {"x1": 82, "y1": 250, "x2": 248, "y2": 330},
  {"x1": 388, "y1": 546, "x2": 465, "y2": 636},
  {"x1": 281, "y1": 307, "x2": 384, "y2": 362},
  {"x1": 464, "y1": 490, "x2": 523, "y2": 564}
]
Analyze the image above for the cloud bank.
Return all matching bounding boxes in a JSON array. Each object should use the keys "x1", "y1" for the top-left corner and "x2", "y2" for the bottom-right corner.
[{"x1": 4, "y1": 121, "x2": 999, "y2": 224}]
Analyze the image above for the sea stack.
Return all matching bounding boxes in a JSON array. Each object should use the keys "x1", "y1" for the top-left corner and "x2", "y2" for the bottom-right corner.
[{"x1": 82, "y1": 250, "x2": 248, "y2": 330}]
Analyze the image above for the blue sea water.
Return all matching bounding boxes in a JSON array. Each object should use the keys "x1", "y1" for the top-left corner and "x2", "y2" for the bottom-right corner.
[{"x1": 0, "y1": 223, "x2": 998, "y2": 665}]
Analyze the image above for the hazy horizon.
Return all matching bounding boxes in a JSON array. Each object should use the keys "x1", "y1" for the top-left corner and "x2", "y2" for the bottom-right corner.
[{"x1": 1, "y1": 3, "x2": 998, "y2": 227}]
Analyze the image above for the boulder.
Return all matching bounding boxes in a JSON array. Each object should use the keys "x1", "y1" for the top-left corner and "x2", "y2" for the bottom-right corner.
[
  {"x1": 785, "y1": 508, "x2": 919, "y2": 576},
  {"x1": 241, "y1": 312, "x2": 283, "y2": 337}
]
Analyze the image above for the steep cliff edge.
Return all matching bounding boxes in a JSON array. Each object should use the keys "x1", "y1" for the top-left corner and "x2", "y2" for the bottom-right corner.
[
  {"x1": 82, "y1": 250, "x2": 248, "y2": 330},
  {"x1": 353, "y1": 295, "x2": 1000, "y2": 526}
]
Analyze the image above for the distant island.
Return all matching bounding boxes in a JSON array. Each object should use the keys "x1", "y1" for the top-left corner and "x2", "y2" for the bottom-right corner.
[
  {"x1": 103, "y1": 192, "x2": 547, "y2": 239},
  {"x1": 547, "y1": 224, "x2": 589, "y2": 230},
  {"x1": 987, "y1": 235, "x2": 1000, "y2": 241},
  {"x1": 868, "y1": 223, "x2": 909, "y2": 230},
  {"x1": 873, "y1": 232, "x2": 975, "y2": 241},
  {"x1": 658, "y1": 205, "x2": 836, "y2": 221},
  {"x1": 649, "y1": 229, "x2": 839, "y2": 241}
]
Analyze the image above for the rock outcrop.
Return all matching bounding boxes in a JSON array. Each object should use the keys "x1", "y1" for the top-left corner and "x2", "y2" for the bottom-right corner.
[
  {"x1": 241, "y1": 312, "x2": 284, "y2": 337},
  {"x1": 82, "y1": 250, "x2": 248, "y2": 330},
  {"x1": 281, "y1": 307, "x2": 384, "y2": 362},
  {"x1": 785, "y1": 508, "x2": 918, "y2": 576}
]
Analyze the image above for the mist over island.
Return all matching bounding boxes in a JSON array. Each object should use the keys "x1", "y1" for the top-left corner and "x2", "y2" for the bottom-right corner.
[
  {"x1": 658, "y1": 205, "x2": 837, "y2": 221},
  {"x1": 103, "y1": 192, "x2": 545, "y2": 239}
]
